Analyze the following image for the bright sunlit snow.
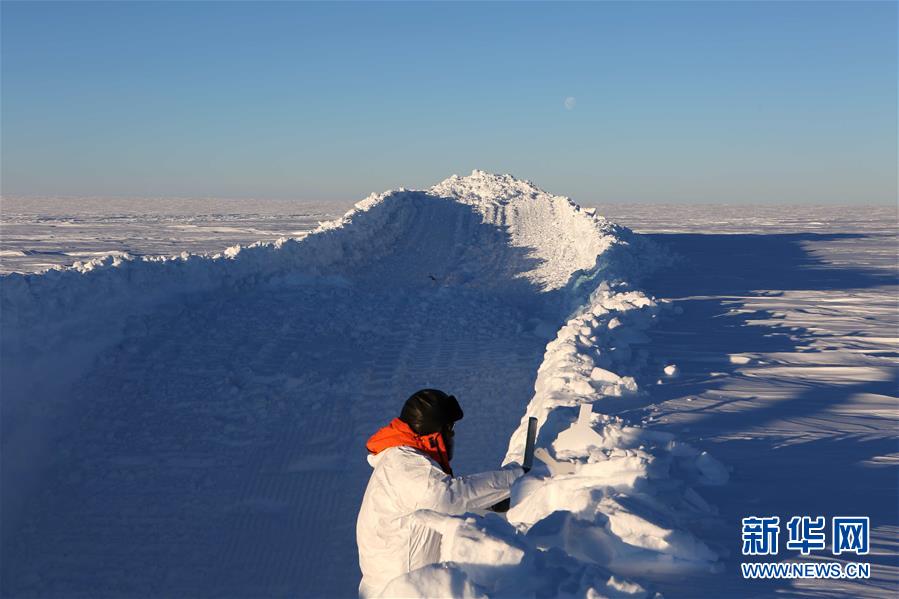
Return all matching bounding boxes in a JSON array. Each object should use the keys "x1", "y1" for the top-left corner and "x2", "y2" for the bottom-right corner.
[{"x1": 1, "y1": 173, "x2": 896, "y2": 598}]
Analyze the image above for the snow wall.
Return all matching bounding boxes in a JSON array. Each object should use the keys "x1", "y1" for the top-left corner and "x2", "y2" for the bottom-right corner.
[{"x1": 1, "y1": 171, "x2": 727, "y2": 597}]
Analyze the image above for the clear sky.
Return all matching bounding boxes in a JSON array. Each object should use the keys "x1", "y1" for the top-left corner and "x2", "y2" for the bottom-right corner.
[{"x1": 2, "y1": 1, "x2": 896, "y2": 204}]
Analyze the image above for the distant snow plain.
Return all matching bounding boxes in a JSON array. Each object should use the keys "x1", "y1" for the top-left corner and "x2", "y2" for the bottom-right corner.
[
  {"x1": 1, "y1": 182, "x2": 896, "y2": 598},
  {"x1": 1, "y1": 196, "x2": 343, "y2": 275}
]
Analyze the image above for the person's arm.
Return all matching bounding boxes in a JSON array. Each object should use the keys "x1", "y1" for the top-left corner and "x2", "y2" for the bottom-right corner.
[
  {"x1": 418, "y1": 464, "x2": 524, "y2": 514},
  {"x1": 487, "y1": 463, "x2": 530, "y2": 512}
]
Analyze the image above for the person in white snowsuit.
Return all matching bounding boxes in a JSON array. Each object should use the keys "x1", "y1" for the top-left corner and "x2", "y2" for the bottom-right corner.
[{"x1": 356, "y1": 389, "x2": 525, "y2": 598}]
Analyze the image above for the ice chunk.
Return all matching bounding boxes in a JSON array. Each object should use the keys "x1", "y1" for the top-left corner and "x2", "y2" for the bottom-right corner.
[
  {"x1": 728, "y1": 354, "x2": 751, "y2": 364},
  {"x1": 590, "y1": 367, "x2": 622, "y2": 383},
  {"x1": 554, "y1": 404, "x2": 605, "y2": 457}
]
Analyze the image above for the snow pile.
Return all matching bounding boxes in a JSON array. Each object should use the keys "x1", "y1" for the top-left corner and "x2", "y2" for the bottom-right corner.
[
  {"x1": 352, "y1": 180, "x2": 726, "y2": 596},
  {"x1": 431, "y1": 171, "x2": 621, "y2": 293},
  {"x1": 1, "y1": 171, "x2": 629, "y2": 561},
  {"x1": 375, "y1": 174, "x2": 725, "y2": 595},
  {"x1": 502, "y1": 282, "x2": 729, "y2": 577},
  {"x1": 2, "y1": 171, "x2": 726, "y2": 597},
  {"x1": 389, "y1": 511, "x2": 651, "y2": 599},
  {"x1": 381, "y1": 278, "x2": 728, "y2": 596},
  {"x1": 1, "y1": 171, "x2": 623, "y2": 373}
]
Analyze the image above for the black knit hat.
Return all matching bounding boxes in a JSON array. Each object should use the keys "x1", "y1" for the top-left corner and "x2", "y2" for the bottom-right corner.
[{"x1": 400, "y1": 389, "x2": 464, "y2": 435}]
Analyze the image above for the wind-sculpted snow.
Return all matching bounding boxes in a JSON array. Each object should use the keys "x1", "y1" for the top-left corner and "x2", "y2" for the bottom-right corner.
[
  {"x1": 1, "y1": 171, "x2": 724, "y2": 598},
  {"x1": 498, "y1": 283, "x2": 728, "y2": 584}
]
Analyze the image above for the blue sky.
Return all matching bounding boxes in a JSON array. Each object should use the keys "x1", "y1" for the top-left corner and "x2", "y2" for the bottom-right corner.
[{"x1": 2, "y1": 1, "x2": 896, "y2": 204}]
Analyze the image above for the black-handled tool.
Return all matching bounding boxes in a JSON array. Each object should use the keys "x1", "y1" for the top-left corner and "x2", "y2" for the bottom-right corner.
[{"x1": 522, "y1": 417, "x2": 537, "y2": 472}]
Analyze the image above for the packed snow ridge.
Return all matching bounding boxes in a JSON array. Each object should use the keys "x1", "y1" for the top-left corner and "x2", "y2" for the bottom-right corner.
[{"x1": 1, "y1": 170, "x2": 728, "y2": 597}]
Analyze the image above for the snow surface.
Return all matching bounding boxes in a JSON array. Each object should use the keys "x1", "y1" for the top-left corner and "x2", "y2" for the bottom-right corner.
[
  {"x1": 0, "y1": 196, "x2": 341, "y2": 274},
  {"x1": 2, "y1": 176, "x2": 896, "y2": 598},
  {"x1": 593, "y1": 204, "x2": 898, "y2": 598}
]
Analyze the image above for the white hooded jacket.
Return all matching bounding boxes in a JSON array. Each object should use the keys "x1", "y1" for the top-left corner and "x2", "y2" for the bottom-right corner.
[{"x1": 356, "y1": 445, "x2": 522, "y2": 598}]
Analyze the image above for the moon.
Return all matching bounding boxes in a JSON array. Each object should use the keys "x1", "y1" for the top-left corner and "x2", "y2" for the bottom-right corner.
[{"x1": 564, "y1": 97, "x2": 576, "y2": 110}]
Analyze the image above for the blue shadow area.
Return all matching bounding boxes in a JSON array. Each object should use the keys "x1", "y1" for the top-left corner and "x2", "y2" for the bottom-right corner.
[{"x1": 632, "y1": 232, "x2": 898, "y2": 598}]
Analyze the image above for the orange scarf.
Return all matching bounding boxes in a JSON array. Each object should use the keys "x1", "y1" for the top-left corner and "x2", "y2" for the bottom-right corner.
[{"x1": 366, "y1": 418, "x2": 453, "y2": 475}]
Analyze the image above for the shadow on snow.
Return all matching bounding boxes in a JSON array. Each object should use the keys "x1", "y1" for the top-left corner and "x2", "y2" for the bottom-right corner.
[{"x1": 627, "y1": 232, "x2": 898, "y2": 598}]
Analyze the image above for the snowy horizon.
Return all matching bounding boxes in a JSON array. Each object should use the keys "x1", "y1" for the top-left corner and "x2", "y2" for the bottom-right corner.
[{"x1": 2, "y1": 172, "x2": 896, "y2": 275}]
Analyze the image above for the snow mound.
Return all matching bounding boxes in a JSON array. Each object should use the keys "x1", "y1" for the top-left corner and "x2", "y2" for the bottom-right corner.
[
  {"x1": 1, "y1": 170, "x2": 722, "y2": 597},
  {"x1": 386, "y1": 265, "x2": 726, "y2": 596}
]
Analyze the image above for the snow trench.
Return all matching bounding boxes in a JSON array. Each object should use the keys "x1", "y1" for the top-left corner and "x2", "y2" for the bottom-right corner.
[{"x1": 1, "y1": 171, "x2": 727, "y2": 597}]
